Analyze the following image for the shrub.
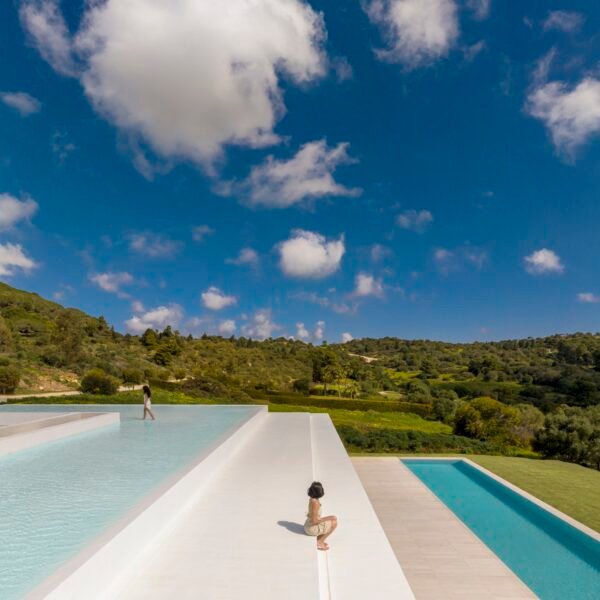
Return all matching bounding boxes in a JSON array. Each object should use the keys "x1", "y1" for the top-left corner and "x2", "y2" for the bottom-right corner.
[
  {"x1": 80, "y1": 369, "x2": 119, "y2": 395},
  {"x1": 337, "y1": 425, "x2": 496, "y2": 454},
  {"x1": 454, "y1": 396, "x2": 520, "y2": 444},
  {"x1": 122, "y1": 368, "x2": 144, "y2": 387},
  {"x1": 292, "y1": 378, "x2": 311, "y2": 395},
  {"x1": 0, "y1": 365, "x2": 20, "y2": 393}
]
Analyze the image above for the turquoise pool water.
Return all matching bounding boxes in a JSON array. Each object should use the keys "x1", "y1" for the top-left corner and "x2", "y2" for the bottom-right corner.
[
  {"x1": 404, "y1": 459, "x2": 600, "y2": 600},
  {"x1": 0, "y1": 404, "x2": 256, "y2": 599}
]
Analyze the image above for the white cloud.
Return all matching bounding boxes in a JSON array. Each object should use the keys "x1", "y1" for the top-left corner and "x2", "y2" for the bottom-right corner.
[
  {"x1": 89, "y1": 271, "x2": 133, "y2": 297},
  {"x1": 128, "y1": 232, "x2": 180, "y2": 258},
  {"x1": 542, "y1": 10, "x2": 585, "y2": 33},
  {"x1": 526, "y1": 78, "x2": 600, "y2": 158},
  {"x1": 434, "y1": 246, "x2": 487, "y2": 274},
  {"x1": 341, "y1": 332, "x2": 353, "y2": 343},
  {"x1": 370, "y1": 244, "x2": 393, "y2": 262},
  {"x1": 131, "y1": 300, "x2": 145, "y2": 313},
  {"x1": 218, "y1": 319, "x2": 237, "y2": 335},
  {"x1": 314, "y1": 320, "x2": 325, "y2": 341},
  {"x1": 19, "y1": 0, "x2": 76, "y2": 76},
  {"x1": 577, "y1": 292, "x2": 600, "y2": 304},
  {"x1": 365, "y1": 0, "x2": 459, "y2": 69},
  {"x1": 192, "y1": 225, "x2": 214, "y2": 242},
  {"x1": 201, "y1": 286, "x2": 237, "y2": 311},
  {"x1": 0, "y1": 194, "x2": 38, "y2": 229},
  {"x1": 296, "y1": 322, "x2": 310, "y2": 340},
  {"x1": 332, "y1": 56, "x2": 354, "y2": 82},
  {"x1": 21, "y1": 0, "x2": 326, "y2": 170},
  {"x1": 240, "y1": 140, "x2": 361, "y2": 208},
  {"x1": 0, "y1": 92, "x2": 41, "y2": 116},
  {"x1": 241, "y1": 309, "x2": 280, "y2": 339},
  {"x1": 463, "y1": 40, "x2": 486, "y2": 63},
  {"x1": 524, "y1": 248, "x2": 564, "y2": 275},
  {"x1": 353, "y1": 272, "x2": 384, "y2": 298},
  {"x1": 0, "y1": 243, "x2": 37, "y2": 277},
  {"x1": 278, "y1": 230, "x2": 345, "y2": 279},
  {"x1": 125, "y1": 304, "x2": 183, "y2": 334},
  {"x1": 466, "y1": 0, "x2": 490, "y2": 20},
  {"x1": 51, "y1": 131, "x2": 76, "y2": 164},
  {"x1": 396, "y1": 209, "x2": 433, "y2": 232},
  {"x1": 226, "y1": 247, "x2": 260, "y2": 268}
]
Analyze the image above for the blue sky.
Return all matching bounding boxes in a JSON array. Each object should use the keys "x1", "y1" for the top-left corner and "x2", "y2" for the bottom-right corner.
[{"x1": 1, "y1": 0, "x2": 600, "y2": 343}]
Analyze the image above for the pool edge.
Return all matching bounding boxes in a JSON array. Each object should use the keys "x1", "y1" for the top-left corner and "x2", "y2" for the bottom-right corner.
[{"x1": 26, "y1": 405, "x2": 268, "y2": 600}]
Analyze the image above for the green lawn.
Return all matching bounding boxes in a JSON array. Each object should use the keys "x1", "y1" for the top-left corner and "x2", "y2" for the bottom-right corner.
[
  {"x1": 268, "y1": 403, "x2": 451, "y2": 433},
  {"x1": 469, "y1": 456, "x2": 600, "y2": 533}
]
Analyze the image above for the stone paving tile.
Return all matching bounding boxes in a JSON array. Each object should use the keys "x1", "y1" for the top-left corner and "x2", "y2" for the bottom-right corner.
[{"x1": 352, "y1": 457, "x2": 537, "y2": 600}]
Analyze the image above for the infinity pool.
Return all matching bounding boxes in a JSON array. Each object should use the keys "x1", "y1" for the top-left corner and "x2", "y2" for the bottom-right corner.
[
  {"x1": 0, "y1": 404, "x2": 257, "y2": 599},
  {"x1": 404, "y1": 459, "x2": 600, "y2": 600}
]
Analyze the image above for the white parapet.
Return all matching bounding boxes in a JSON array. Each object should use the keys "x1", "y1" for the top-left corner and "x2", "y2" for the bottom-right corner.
[{"x1": 0, "y1": 412, "x2": 120, "y2": 458}]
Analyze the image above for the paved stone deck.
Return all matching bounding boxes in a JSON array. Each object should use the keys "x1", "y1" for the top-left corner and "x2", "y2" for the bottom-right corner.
[{"x1": 352, "y1": 457, "x2": 537, "y2": 600}]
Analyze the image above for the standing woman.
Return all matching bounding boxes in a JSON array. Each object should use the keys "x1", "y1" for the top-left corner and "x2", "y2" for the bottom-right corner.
[{"x1": 142, "y1": 384, "x2": 156, "y2": 420}]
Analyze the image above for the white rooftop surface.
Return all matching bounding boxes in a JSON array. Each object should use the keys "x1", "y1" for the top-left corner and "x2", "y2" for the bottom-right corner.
[{"x1": 108, "y1": 413, "x2": 414, "y2": 600}]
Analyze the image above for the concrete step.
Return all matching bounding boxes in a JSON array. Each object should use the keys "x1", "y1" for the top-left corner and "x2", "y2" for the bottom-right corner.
[
  {"x1": 310, "y1": 415, "x2": 415, "y2": 600},
  {"x1": 113, "y1": 413, "x2": 319, "y2": 600}
]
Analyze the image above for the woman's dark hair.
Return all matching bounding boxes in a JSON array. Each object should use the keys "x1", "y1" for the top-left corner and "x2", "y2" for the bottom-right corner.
[
  {"x1": 143, "y1": 384, "x2": 151, "y2": 397},
  {"x1": 307, "y1": 481, "x2": 324, "y2": 499}
]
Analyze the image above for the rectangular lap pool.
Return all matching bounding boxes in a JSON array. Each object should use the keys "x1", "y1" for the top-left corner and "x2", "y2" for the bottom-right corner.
[
  {"x1": 0, "y1": 404, "x2": 258, "y2": 600},
  {"x1": 403, "y1": 459, "x2": 600, "y2": 600}
]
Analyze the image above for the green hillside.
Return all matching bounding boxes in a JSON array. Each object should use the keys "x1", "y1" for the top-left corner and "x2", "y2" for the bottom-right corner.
[{"x1": 1, "y1": 282, "x2": 599, "y2": 469}]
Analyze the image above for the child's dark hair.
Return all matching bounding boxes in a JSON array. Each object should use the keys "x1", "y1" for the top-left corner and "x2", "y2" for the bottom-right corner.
[
  {"x1": 143, "y1": 384, "x2": 151, "y2": 397},
  {"x1": 307, "y1": 481, "x2": 324, "y2": 499}
]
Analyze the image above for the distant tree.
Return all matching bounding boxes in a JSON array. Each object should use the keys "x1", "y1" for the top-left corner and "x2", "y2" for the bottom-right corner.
[
  {"x1": 0, "y1": 365, "x2": 20, "y2": 393},
  {"x1": 454, "y1": 396, "x2": 520, "y2": 444},
  {"x1": 344, "y1": 380, "x2": 361, "y2": 399},
  {"x1": 141, "y1": 328, "x2": 159, "y2": 348},
  {"x1": 52, "y1": 310, "x2": 84, "y2": 365},
  {"x1": 0, "y1": 315, "x2": 13, "y2": 351},
  {"x1": 122, "y1": 368, "x2": 144, "y2": 389},
  {"x1": 81, "y1": 369, "x2": 119, "y2": 395},
  {"x1": 432, "y1": 396, "x2": 459, "y2": 423},
  {"x1": 292, "y1": 378, "x2": 311, "y2": 395}
]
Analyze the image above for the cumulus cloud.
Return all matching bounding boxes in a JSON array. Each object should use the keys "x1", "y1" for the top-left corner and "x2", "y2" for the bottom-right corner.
[
  {"x1": 278, "y1": 230, "x2": 345, "y2": 279},
  {"x1": 125, "y1": 304, "x2": 183, "y2": 334},
  {"x1": 434, "y1": 245, "x2": 487, "y2": 274},
  {"x1": 128, "y1": 232, "x2": 180, "y2": 258},
  {"x1": 365, "y1": 0, "x2": 459, "y2": 69},
  {"x1": 0, "y1": 194, "x2": 38, "y2": 230},
  {"x1": 542, "y1": 10, "x2": 585, "y2": 33},
  {"x1": 19, "y1": 0, "x2": 76, "y2": 76},
  {"x1": 332, "y1": 56, "x2": 354, "y2": 82},
  {"x1": 0, "y1": 91, "x2": 41, "y2": 116},
  {"x1": 526, "y1": 78, "x2": 600, "y2": 158},
  {"x1": 238, "y1": 140, "x2": 361, "y2": 208},
  {"x1": 370, "y1": 244, "x2": 393, "y2": 262},
  {"x1": 577, "y1": 292, "x2": 600, "y2": 304},
  {"x1": 341, "y1": 332, "x2": 353, "y2": 343},
  {"x1": 241, "y1": 309, "x2": 280, "y2": 339},
  {"x1": 21, "y1": 0, "x2": 326, "y2": 170},
  {"x1": 192, "y1": 225, "x2": 214, "y2": 243},
  {"x1": 314, "y1": 320, "x2": 325, "y2": 341},
  {"x1": 218, "y1": 319, "x2": 237, "y2": 335},
  {"x1": 89, "y1": 271, "x2": 134, "y2": 298},
  {"x1": 396, "y1": 209, "x2": 433, "y2": 232},
  {"x1": 226, "y1": 248, "x2": 260, "y2": 268},
  {"x1": 524, "y1": 248, "x2": 564, "y2": 275},
  {"x1": 465, "y1": 0, "x2": 490, "y2": 20},
  {"x1": 0, "y1": 243, "x2": 37, "y2": 277},
  {"x1": 131, "y1": 300, "x2": 145, "y2": 313},
  {"x1": 353, "y1": 272, "x2": 384, "y2": 298},
  {"x1": 201, "y1": 287, "x2": 237, "y2": 311},
  {"x1": 296, "y1": 322, "x2": 310, "y2": 340}
]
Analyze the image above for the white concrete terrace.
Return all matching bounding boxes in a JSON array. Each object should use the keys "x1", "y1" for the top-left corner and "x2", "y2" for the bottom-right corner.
[{"x1": 37, "y1": 411, "x2": 414, "y2": 599}]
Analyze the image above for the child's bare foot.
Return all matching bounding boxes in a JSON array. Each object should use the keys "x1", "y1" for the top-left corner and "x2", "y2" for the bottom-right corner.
[{"x1": 317, "y1": 542, "x2": 329, "y2": 551}]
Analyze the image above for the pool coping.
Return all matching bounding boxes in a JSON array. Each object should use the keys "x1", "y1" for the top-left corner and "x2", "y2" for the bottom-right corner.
[
  {"x1": 25, "y1": 404, "x2": 268, "y2": 600},
  {"x1": 401, "y1": 456, "x2": 600, "y2": 543}
]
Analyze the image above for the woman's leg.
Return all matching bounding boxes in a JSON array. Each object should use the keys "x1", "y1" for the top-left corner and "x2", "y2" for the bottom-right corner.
[
  {"x1": 317, "y1": 516, "x2": 338, "y2": 549},
  {"x1": 148, "y1": 407, "x2": 156, "y2": 420}
]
